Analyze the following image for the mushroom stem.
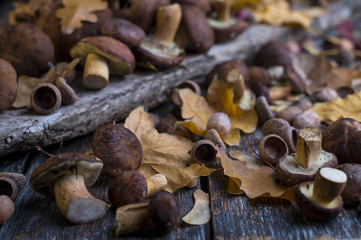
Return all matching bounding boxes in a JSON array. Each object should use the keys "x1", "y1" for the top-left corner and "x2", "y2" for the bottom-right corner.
[
  {"x1": 54, "y1": 174, "x2": 109, "y2": 224},
  {"x1": 227, "y1": 68, "x2": 245, "y2": 102},
  {"x1": 154, "y1": 4, "x2": 182, "y2": 47},
  {"x1": 115, "y1": 202, "x2": 152, "y2": 236},
  {"x1": 296, "y1": 128, "x2": 322, "y2": 169},
  {"x1": 83, "y1": 53, "x2": 109, "y2": 89},
  {"x1": 146, "y1": 174, "x2": 168, "y2": 197},
  {"x1": 215, "y1": 0, "x2": 232, "y2": 22},
  {"x1": 312, "y1": 167, "x2": 347, "y2": 207}
]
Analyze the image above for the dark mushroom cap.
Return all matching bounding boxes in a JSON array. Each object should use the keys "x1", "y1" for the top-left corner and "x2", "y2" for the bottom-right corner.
[
  {"x1": 0, "y1": 59, "x2": 17, "y2": 112},
  {"x1": 295, "y1": 181, "x2": 343, "y2": 221},
  {"x1": 0, "y1": 23, "x2": 54, "y2": 77},
  {"x1": 337, "y1": 163, "x2": 361, "y2": 207},
  {"x1": 276, "y1": 151, "x2": 338, "y2": 186},
  {"x1": 100, "y1": 19, "x2": 145, "y2": 48},
  {"x1": 92, "y1": 124, "x2": 142, "y2": 178},
  {"x1": 148, "y1": 191, "x2": 181, "y2": 235},
  {"x1": 254, "y1": 41, "x2": 292, "y2": 69},
  {"x1": 30, "y1": 153, "x2": 103, "y2": 197},
  {"x1": 70, "y1": 36, "x2": 135, "y2": 75},
  {"x1": 322, "y1": 118, "x2": 361, "y2": 164},
  {"x1": 208, "y1": 17, "x2": 249, "y2": 43}
]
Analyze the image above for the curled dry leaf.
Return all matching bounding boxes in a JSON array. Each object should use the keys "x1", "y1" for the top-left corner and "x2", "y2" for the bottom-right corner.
[
  {"x1": 124, "y1": 107, "x2": 215, "y2": 193},
  {"x1": 218, "y1": 148, "x2": 294, "y2": 201},
  {"x1": 183, "y1": 189, "x2": 211, "y2": 225},
  {"x1": 8, "y1": 0, "x2": 52, "y2": 25},
  {"x1": 311, "y1": 92, "x2": 361, "y2": 122},
  {"x1": 56, "y1": 0, "x2": 108, "y2": 35}
]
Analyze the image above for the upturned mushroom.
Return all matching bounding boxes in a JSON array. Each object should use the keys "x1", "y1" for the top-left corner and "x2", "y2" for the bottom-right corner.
[
  {"x1": 114, "y1": 191, "x2": 181, "y2": 236},
  {"x1": 207, "y1": 0, "x2": 249, "y2": 43},
  {"x1": 0, "y1": 59, "x2": 17, "y2": 112},
  {"x1": 276, "y1": 128, "x2": 338, "y2": 186},
  {"x1": 295, "y1": 167, "x2": 347, "y2": 221},
  {"x1": 70, "y1": 36, "x2": 135, "y2": 89},
  {"x1": 30, "y1": 153, "x2": 109, "y2": 224},
  {"x1": 107, "y1": 170, "x2": 167, "y2": 208},
  {"x1": 133, "y1": 3, "x2": 184, "y2": 70}
]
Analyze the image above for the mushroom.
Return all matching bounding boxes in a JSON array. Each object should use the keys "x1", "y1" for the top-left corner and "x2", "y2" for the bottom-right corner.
[
  {"x1": 70, "y1": 36, "x2": 135, "y2": 89},
  {"x1": 30, "y1": 153, "x2": 109, "y2": 224},
  {"x1": 0, "y1": 23, "x2": 54, "y2": 77},
  {"x1": 254, "y1": 41, "x2": 293, "y2": 69},
  {"x1": 276, "y1": 128, "x2": 338, "y2": 186},
  {"x1": 114, "y1": 191, "x2": 181, "y2": 236},
  {"x1": 174, "y1": 4, "x2": 215, "y2": 53},
  {"x1": 133, "y1": 3, "x2": 183, "y2": 70},
  {"x1": 107, "y1": 170, "x2": 167, "y2": 208},
  {"x1": 336, "y1": 163, "x2": 361, "y2": 207},
  {"x1": 207, "y1": 0, "x2": 249, "y2": 43},
  {"x1": 295, "y1": 167, "x2": 347, "y2": 221},
  {"x1": 0, "y1": 59, "x2": 17, "y2": 112},
  {"x1": 191, "y1": 140, "x2": 218, "y2": 166},
  {"x1": 92, "y1": 124, "x2": 142, "y2": 178},
  {"x1": 31, "y1": 83, "x2": 62, "y2": 115}
]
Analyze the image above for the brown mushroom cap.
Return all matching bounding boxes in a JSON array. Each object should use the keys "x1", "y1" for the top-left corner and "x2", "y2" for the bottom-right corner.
[
  {"x1": 205, "y1": 60, "x2": 249, "y2": 87},
  {"x1": 295, "y1": 181, "x2": 343, "y2": 221},
  {"x1": 208, "y1": 17, "x2": 249, "y2": 43},
  {"x1": 254, "y1": 41, "x2": 293, "y2": 69},
  {"x1": 0, "y1": 23, "x2": 54, "y2": 77},
  {"x1": 30, "y1": 153, "x2": 103, "y2": 197},
  {"x1": 100, "y1": 19, "x2": 145, "y2": 48},
  {"x1": 276, "y1": 151, "x2": 338, "y2": 186},
  {"x1": 70, "y1": 36, "x2": 135, "y2": 75},
  {"x1": 0, "y1": 59, "x2": 17, "y2": 112},
  {"x1": 337, "y1": 163, "x2": 361, "y2": 207}
]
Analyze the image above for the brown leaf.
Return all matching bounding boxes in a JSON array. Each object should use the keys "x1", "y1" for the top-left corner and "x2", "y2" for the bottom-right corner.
[
  {"x1": 56, "y1": 0, "x2": 108, "y2": 35},
  {"x1": 8, "y1": 0, "x2": 53, "y2": 25},
  {"x1": 218, "y1": 149, "x2": 294, "y2": 201},
  {"x1": 183, "y1": 189, "x2": 211, "y2": 225},
  {"x1": 124, "y1": 107, "x2": 215, "y2": 192}
]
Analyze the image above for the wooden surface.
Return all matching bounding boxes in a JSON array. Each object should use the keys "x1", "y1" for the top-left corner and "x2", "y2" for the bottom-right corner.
[{"x1": 0, "y1": 125, "x2": 360, "y2": 240}]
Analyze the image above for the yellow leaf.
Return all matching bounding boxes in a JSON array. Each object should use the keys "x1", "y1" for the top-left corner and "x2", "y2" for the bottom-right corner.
[
  {"x1": 218, "y1": 149, "x2": 294, "y2": 201},
  {"x1": 311, "y1": 92, "x2": 361, "y2": 122},
  {"x1": 8, "y1": 0, "x2": 52, "y2": 25},
  {"x1": 12, "y1": 76, "x2": 48, "y2": 108},
  {"x1": 227, "y1": 177, "x2": 244, "y2": 195},
  {"x1": 183, "y1": 189, "x2": 211, "y2": 225},
  {"x1": 56, "y1": 0, "x2": 108, "y2": 35}
]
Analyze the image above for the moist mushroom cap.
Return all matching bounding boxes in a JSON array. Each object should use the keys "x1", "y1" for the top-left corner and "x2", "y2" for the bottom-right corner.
[
  {"x1": 254, "y1": 41, "x2": 292, "y2": 68},
  {"x1": 336, "y1": 163, "x2": 361, "y2": 207},
  {"x1": 208, "y1": 18, "x2": 249, "y2": 43},
  {"x1": 0, "y1": 23, "x2": 54, "y2": 77},
  {"x1": 100, "y1": 19, "x2": 145, "y2": 48},
  {"x1": 30, "y1": 153, "x2": 103, "y2": 197},
  {"x1": 276, "y1": 150, "x2": 338, "y2": 186},
  {"x1": 0, "y1": 59, "x2": 17, "y2": 112},
  {"x1": 295, "y1": 181, "x2": 343, "y2": 221},
  {"x1": 70, "y1": 36, "x2": 135, "y2": 75}
]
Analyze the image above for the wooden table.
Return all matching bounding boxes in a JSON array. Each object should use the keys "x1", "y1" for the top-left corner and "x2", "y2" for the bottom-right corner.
[{"x1": 0, "y1": 121, "x2": 360, "y2": 239}]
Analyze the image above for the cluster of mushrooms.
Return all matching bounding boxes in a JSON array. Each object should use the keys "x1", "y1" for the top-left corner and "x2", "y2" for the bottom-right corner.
[{"x1": 0, "y1": 0, "x2": 253, "y2": 115}]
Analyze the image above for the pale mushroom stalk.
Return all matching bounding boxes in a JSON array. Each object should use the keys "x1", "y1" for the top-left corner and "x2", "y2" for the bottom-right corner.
[
  {"x1": 296, "y1": 128, "x2": 322, "y2": 169},
  {"x1": 54, "y1": 174, "x2": 109, "y2": 224},
  {"x1": 83, "y1": 53, "x2": 109, "y2": 89},
  {"x1": 214, "y1": 0, "x2": 232, "y2": 22},
  {"x1": 146, "y1": 174, "x2": 168, "y2": 197}
]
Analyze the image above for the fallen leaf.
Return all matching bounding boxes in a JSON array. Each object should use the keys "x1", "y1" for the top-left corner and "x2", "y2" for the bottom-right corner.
[
  {"x1": 124, "y1": 106, "x2": 215, "y2": 192},
  {"x1": 183, "y1": 189, "x2": 211, "y2": 225},
  {"x1": 8, "y1": 0, "x2": 52, "y2": 25},
  {"x1": 227, "y1": 177, "x2": 244, "y2": 195},
  {"x1": 310, "y1": 92, "x2": 361, "y2": 122},
  {"x1": 56, "y1": 0, "x2": 108, "y2": 35},
  {"x1": 218, "y1": 149, "x2": 294, "y2": 201}
]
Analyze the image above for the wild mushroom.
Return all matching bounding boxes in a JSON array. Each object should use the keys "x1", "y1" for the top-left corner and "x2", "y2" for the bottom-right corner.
[
  {"x1": 295, "y1": 167, "x2": 347, "y2": 221},
  {"x1": 336, "y1": 163, "x2": 361, "y2": 207},
  {"x1": 30, "y1": 153, "x2": 109, "y2": 224},
  {"x1": 0, "y1": 23, "x2": 54, "y2": 77},
  {"x1": 70, "y1": 36, "x2": 135, "y2": 89},
  {"x1": 0, "y1": 59, "x2": 17, "y2": 112},
  {"x1": 133, "y1": 3, "x2": 183, "y2": 70},
  {"x1": 107, "y1": 170, "x2": 167, "y2": 208},
  {"x1": 276, "y1": 128, "x2": 338, "y2": 186},
  {"x1": 114, "y1": 191, "x2": 181, "y2": 236},
  {"x1": 92, "y1": 124, "x2": 142, "y2": 178},
  {"x1": 207, "y1": 0, "x2": 249, "y2": 43}
]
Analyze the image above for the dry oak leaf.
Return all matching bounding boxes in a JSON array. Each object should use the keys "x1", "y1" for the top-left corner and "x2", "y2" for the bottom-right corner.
[
  {"x1": 310, "y1": 92, "x2": 361, "y2": 122},
  {"x1": 8, "y1": 0, "x2": 53, "y2": 25},
  {"x1": 124, "y1": 106, "x2": 215, "y2": 193},
  {"x1": 56, "y1": 0, "x2": 108, "y2": 35},
  {"x1": 183, "y1": 189, "x2": 211, "y2": 225},
  {"x1": 218, "y1": 149, "x2": 294, "y2": 201}
]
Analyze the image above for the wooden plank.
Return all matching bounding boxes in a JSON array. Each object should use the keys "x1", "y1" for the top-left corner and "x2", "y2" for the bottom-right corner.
[
  {"x1": 0, "y1": 133, "x2": 209, "y2": 240},
  {"x1": 208, "y1": 130, "x2": 361, "y2": 240}
]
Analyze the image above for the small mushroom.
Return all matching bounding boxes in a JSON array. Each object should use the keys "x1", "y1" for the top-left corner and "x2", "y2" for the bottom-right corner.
[
  {"x1": 336, "y1": 163, "x2": 361, "y2": 207},
  {"x1": 107, "y1": 170, "x2": 167, "y2": 208},
  {"x1": 191, "y1": 140, "x2": 217, "y2": 166},
  {"x1": 205, "y1": 60, "x2": 249, "y2": 87},
  {"x1": 295, "y1": 167, "x2": 347, "y2": 221},
  {"x1": 0, "y1": 58, "x2": 17, "y2": 112},
  {"x1": 114, "y1": 191, "x2": 181, "y2": 236},
  {"x1": 31, "y1": 83, "x2": 62, "y2": 115},
  {"x1": 207, "y1": 112, "x2": 231, "y2": 138},
  {"x1": 254, "y1": 41, "x2": 293, "y2": 69},
  {"x1": 133, "y1": 3, "x2": 183, "y2": 70},
  {"x1": 207, "y1": 0, "x2": 249, "y2": 43},
  {"x1": 70, "y1": 36, "x2": 135, "y2": 89},
  {"x1": 258, "y1": 134, "x2": 288, "y2": 167},
  {"x1": 30, "y1": 153, "x2": 109, "y2": 224},
  {"x1": 276, "y1": 128, "x2": 338, "y2": 186},
  {"x1": 92, "y1": 124, "x2": 142, "y2": 178}
]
